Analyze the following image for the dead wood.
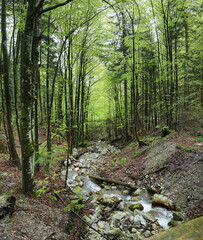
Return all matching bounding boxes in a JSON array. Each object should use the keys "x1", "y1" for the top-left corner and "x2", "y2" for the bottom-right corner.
[
  {"x1": 43, "y1": 232, "x2": 56, "y2": 240},
  {"x1": 89, "y1": 175, "x2": 137, "y2": 190},
  {"x1": 70, "y1": 210, "x2": 109, "y2": 240},
  {"x1": 55, "y1": 192, "x2": 109, "y2": 240},
  {"x1": 131, "y1": 165, "x2": 168, "y2": 181},
  {"x1": 141, "y1": 219, "x2": 158, "y2": 234}
]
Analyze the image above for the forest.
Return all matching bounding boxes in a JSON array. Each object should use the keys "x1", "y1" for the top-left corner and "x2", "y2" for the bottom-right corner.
[{"x1": 0, "y1": 1, "x2": 203, "y2": 238}]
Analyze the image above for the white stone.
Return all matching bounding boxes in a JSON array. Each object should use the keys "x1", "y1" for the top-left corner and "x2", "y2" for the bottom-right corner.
[{"x1": 152, "y1": 194, "x2": 174, "y2": 210}]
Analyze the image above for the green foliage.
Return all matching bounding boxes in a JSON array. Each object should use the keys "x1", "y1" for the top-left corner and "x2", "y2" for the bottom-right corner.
[
  {"x1": 161, "y1": 126, "x2": 171, "y2": 137},
  {"x1": 177, "y1": 144, "x2": 198, "y2": 152},
  {"x1": 64, "y1": 187, "x2": 85, "y2": 214},
  {"x1": 129, "y1": 142, "x2": 136, "y2": 147},
  {"x1": 195, "y1": 136, "x2": 203, "y2": 142},
  {"x1": 35, "y1": 174, "x2": 64, "y2": 200},
  {"x1": 6, "y1": 217, "x2": 12, "y2": 222},
  {"x1": 134, "y1": 149, "x2": 146, "y2": 158},
  {"x1": 1, "y1": 172, "x2": 8, "y2": 176},
  {"x1": 49, "y1": 195, "x2": 57, "y2": 201},
  {"x1": 2, "y1": 192, "x2": 8, "y2": 196},
  {"x1": 111, "y1": 157, "x2": 129, "y2": 167},
  {"x1": 35, "y1": 143, "x2": 67, "y2": 169},
  {"x1": 36, "y1": 185, "x2": 47, "y2": 198},
  {"x1": 184, "y1": 146, "x2": 197, "y2": 152}
]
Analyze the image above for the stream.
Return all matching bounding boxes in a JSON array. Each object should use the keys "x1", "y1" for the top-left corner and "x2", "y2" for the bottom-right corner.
[{"x1": 62, "y1": 141, "x2": 174, "y2": 239}]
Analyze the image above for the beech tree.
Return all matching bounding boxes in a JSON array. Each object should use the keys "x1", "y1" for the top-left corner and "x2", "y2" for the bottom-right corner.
[
  {"x1": 1, "y1": 0, "x2": 20, "y2": 168},
  {"x1": 0, "y1": 0, "x2": 202, "y2": 194},
  {"x1": 20, "y1": 0, "x2": 73, "y2": 194}
]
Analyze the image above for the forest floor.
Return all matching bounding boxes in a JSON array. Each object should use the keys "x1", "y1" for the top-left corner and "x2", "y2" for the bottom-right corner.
[
  {"x1": 96, "y1": 132, "x2": 203, "y2": 219},
  {"x1": 0, "y1": 112, "x2": 203, "y2": 239}
]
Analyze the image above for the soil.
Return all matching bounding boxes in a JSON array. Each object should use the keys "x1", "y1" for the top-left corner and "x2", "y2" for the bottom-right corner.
[
  {"x1": 0, "y1": 120, "x2": 203, "y2": 239},
  {"x1": 0, "y1": 127, "x2": 92, "y2": 240},
  {"x1": 96, "y1": 132, "x2": 203, "y2": 219}
]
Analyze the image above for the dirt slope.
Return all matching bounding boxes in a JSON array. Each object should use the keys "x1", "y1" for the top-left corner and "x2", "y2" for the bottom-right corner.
[{"x1": 96, "y1": 132, "x2": 203, "y2": 219}]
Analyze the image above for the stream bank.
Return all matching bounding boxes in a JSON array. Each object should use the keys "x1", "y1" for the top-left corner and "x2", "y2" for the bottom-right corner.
[
  {"x1": 0, "y1": 130, "x2": 202, "y2": 239},
  {"x1": 61, "y1": 140, "x2": 186, "y2": 240}
]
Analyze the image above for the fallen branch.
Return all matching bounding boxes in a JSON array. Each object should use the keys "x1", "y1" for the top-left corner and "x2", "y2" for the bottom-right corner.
[
  {"x1": 141, "y1": 219, "x2": 158, "y2": 234},
  {"x1": 131, "y1": 165, "x2": 168, "y2": 181},
  {"x1": 70, "y1": 210, "x2": 109, "y2": 240},
  {"x1": 43, "y1": 232, "x2": 56, "y2": 240},
  {"x1": 55, "y1": 193, "x2": 109, "y2": 240},
  {"x1": 89, "y1": 175, "x2": 137, "y2": 190}
]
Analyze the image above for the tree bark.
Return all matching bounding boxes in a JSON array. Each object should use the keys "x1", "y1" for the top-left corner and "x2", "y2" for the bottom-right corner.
[
  {"x1": 89, "y1": 175, "x2": 137, "y2": 190},
  {"x1": 46, "y1": 13, "x2": 52, "y2": 171},
  {"x1": 20, "y1": 0, "x2": 42, "y2": 194},
  {"x1": 1, "y1": 0, "x2": 20, "y2": 168}
]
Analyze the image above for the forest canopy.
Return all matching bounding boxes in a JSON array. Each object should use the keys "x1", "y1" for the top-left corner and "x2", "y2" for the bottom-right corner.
[{"x1": 0, "y1": 0, "x2": 202, "y2": 193}]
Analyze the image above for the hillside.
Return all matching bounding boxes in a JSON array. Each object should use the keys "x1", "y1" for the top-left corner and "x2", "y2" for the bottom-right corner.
[{"x1": 0, "y1": 115, "x2": 203, "y2": 239}]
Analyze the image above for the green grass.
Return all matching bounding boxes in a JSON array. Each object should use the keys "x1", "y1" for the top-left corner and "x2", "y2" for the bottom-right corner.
[{"x1": 111, "y1": 157, "x2": 129, "y2": 167}]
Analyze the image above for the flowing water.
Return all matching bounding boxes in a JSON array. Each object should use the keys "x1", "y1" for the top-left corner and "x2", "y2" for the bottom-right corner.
[{"x1": 63, "y1": 141, "x2": 173, "y2": 232}]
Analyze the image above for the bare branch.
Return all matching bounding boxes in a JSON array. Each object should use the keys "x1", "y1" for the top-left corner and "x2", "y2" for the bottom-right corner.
[{"x1": 39, "y1": 0, "x2": 73, "y2": 15}]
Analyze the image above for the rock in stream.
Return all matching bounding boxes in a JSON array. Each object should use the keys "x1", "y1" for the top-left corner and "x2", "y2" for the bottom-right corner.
[{"x1": 61, "y1": 141, "x2": 179, "y2": 239}]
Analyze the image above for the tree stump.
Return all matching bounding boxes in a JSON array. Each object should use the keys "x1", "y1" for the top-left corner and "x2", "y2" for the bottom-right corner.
[{"x1": 0, "y1": 195, "x2": 16, "y2": 219}]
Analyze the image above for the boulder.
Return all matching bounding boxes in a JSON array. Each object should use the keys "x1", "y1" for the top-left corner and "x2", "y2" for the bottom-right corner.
[
  {"x1": 133, "y1": 188, "x2": 145, "y2": 196},
  {"x1": 173, "y1": 211, "x2": 184, "y2": 221},
  {"x1": 102, "y1": 194, "x2": 121, "y2": 205},
  {"x1": 110, "y1": 211, "x2": 127, "y2": 221},
  {"x1": 129, "y1": 203, "x2": 144, "y2": 211},
  {"x1": 168, "y1": 220, "x2": 182, "y2": 227},
  {"x1": 152, "y1": 194, "x2": 175, "y2": 210},
  {"x1": 130, "y1": 215, "x2": 146, "y2": 226},
  {"x1": 131, "y1": 196, "x2": 141, "y2": 201},
  {"x1": 134, "y1": 209, "x2": 155, "y2": 222},
  {"x1": 107, "y1": 228, "x2": 122, "y2": 240},
  {"x1": 123, "y1": 190, "x2": 129, "y2": 194},
  {"x1": 147, "y1": 216, "x2": 203, "y2": 240},
  {"x1": 71, "y1": 148, "x2": 79, "y2": 158}
]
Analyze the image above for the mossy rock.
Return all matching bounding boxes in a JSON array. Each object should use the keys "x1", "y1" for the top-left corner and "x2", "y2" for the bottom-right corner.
[
  {"x1": 129, "y1": 203, "x2": 144, "y2": 211},
  {"x1": 168, "y1": 220, "x2": 182, "y2": 227},
  {"x1": 147, "y1": 216, "x2": 203, "y2": 240},
  {"x1": 173, "y1": 211, "x2": 184, "y2": 221}
]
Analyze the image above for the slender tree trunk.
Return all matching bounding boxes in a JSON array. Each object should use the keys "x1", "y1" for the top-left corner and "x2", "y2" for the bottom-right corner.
[
  {"x1": 121, "y1": 12, "x2": 128, "y2": 141},
  {"x1": 1, "y1": 0, "x2": 20, "y2": 168},
  {"x1": 39, "y1": 45, "x2": 44, "y2": 124},
  {"x1": 12, "y1": 1, "x2": 21, "y2": 143},
  {"x1": 68, "y1": 37, "x2": 74, "y2": 152},
  {"x1": 174, "y1": 27, "x2": 179, "y2": 130},
  {"x1": 131, "y1": 14, "x2": 142, "y2": 144},
  {"x1": 32, "y1": 19, "x2": 41, "y2": 172},
  {"x1": 46, "y1": 13, "x2": 51, "y2": 171},
  {"x1": 184, "y1": 18, "x2": 189, "y2": 108}
]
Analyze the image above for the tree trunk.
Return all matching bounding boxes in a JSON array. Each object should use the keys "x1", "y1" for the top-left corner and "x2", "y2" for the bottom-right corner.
[
  {"x1": 121, "y1": 11, "x2": 128, "y2": 141},
  {"x1": 1, "y1": 0, "x2": 20, "y2": 168},
  {"x1": 184, "y1": 18, "x2": 189, "y2": 108},
  {"x1": 46, "y1": 13, "x2": 51, "y2": 171},
  {"x1": 20, "y1": 0, "x2": 42, "y2": 194}
]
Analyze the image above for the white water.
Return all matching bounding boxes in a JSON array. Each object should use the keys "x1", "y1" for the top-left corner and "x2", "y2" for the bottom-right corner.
[{"x1": 65, "y1": 141, "x2": 173, "y2": 230}]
